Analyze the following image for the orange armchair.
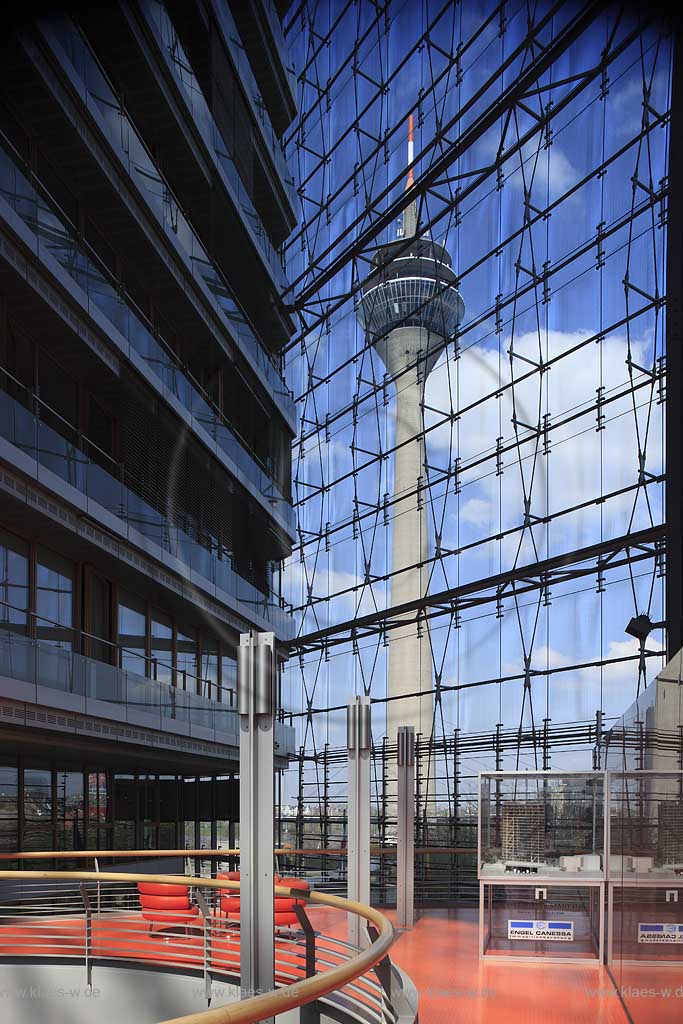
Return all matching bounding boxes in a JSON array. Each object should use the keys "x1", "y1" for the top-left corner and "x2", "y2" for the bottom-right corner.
[
  {"x1": 137, "y1": 881, "x2": 199, "y2": 932},
  {"x1": 216, "y1": 871, "x2": 310, "y2": 927}
]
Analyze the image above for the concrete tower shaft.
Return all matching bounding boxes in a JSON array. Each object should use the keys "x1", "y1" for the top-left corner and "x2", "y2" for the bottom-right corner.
[
  {"x1": 381, "y1": 324, "x2": 436, "y2": 746},
  {"x1": 356, "y1": 169, "x2": 464, "y2": 756}
]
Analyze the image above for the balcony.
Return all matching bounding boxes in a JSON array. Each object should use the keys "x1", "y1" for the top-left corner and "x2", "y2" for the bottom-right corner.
[
  {"x1": 144, "y1": 0, "x2": 297, "y2": 221},
  {"x1": 0, "y1": 139, "x2": 295, "y2": 540},
  {"x1": 0, "y1": 387, "x2": 294, "y2": 639},
  {"x1": 227, "y1": 0, "x2": 298, "y2": 138},
  {"x1": 0, "y1": 630, "x2": 296, "y2": 758},
  {"x1": 30, "y1": 16, "x2": 295, "y2": 425}
]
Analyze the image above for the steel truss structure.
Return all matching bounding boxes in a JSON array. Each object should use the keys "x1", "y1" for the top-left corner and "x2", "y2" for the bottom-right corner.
[{"x1": 276, "y1": 0, "x2": 681, "y2": 904}]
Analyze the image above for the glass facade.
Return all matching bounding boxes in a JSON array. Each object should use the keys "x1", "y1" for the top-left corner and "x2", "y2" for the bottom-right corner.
[
  {"x1": 276, "y1": 0, "x2": 677, "y2": 907},
  {"x1": 0, "y1": 527, "x2": 241, "y2": 703},
  {"x1": 0, "y1": 760, "x2": 239, "y2": 857},
  {"x1": 0, "y1": 0, "x2": 297, "y2": 858}
]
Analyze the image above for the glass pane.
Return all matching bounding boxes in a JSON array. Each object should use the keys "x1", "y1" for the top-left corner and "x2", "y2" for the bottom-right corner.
[
  {"x1": 23, "y1": 768, "x2": 53, "y2": 852},
  {"x1": 0, "y1": 529, "x2": 29, "y2": 634},
  {"x1": 113, "y1": 774, "x2": 136, "y2": 849},
  {"x1": 220, "y1": 650, "x2": 237, "y2": 706},
  {"x1": 86, "y1": 771, "x2": 109, "y2": 849},
  {"x1": 150, "y1": 610, "x2": 173, "y2": 684},
  {"x1": 201, "y1": 635, "x2": 218, "y2": 700},
  {"x1": 55, "y1": 770, "x2": 84, "y2": 851},
  {"x1": 176, "y1": 627, "x2": 197, "y2": 691},
  {"x1": 118, "y1": 589, "x2": 147, "y2": 676},
  {"x1": 0, "y1": 766, "x2": 18, "y2": 853},
  {"x1": 36, "y1": 547, "x2": 74, "y2": 649},
  {"x1": 86, "y1": 570, "x2": 112, "y2": 662}
]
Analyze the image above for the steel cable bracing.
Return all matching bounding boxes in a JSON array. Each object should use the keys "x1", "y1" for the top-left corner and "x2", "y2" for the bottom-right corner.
[{"x1": 278, "y1": 1, "x2": 675, "y2": 869}]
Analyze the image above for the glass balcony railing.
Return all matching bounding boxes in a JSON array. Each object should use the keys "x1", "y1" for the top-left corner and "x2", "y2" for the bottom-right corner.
[
  {"x1": 0, "y1": 626, "x2": 236, "y2": 741},
  {"x1": 0, "y1": 629, "x2": 239, "y2": 736},
  {"x1": 37, "y1": 15, "x2": 294, "y2": 419},
  {"x1": 0, "y1": 387, "x2": 293, "y2": 638},
  {"x1": 142, "y1": 0, "x2": 297, "y2": 231},
  {"x1": 250, "y1": 0, "x2": 299, "y2": 106},
  {"x1": 0, "y1": 140, "x2": 294, "y2": 536}
]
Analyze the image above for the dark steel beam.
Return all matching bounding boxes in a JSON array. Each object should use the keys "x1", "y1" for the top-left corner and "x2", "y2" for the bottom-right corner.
[
  {"x1": 666, "y1": 32, "x2": 683, "y2": 659},
  {"x1": 285, "y1": 525, "x2": 665, "y2": 654}
]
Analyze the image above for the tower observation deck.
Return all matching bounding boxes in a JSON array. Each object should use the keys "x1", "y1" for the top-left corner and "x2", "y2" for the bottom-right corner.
[{"x1": 356, "y1": 116, "x2": 465, "y2": 787}]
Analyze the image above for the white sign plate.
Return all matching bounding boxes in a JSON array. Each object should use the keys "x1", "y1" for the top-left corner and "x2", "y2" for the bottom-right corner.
[
  {"x1": 638, "y1": 923, "x2": 683, "y2": 944},
  {"x1": 508, "y1": 920, "x2": 574, "y2": 941}
]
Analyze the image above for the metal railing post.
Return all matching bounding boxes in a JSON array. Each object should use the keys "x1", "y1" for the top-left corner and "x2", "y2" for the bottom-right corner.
[
  {"x1": 347, "y1": 695, "x2": 371, "y2": 948},
  {"x1": 194, "y1": 888, "x2": 212, "y2": 1003},
  {"x1": 293, "y1": 903, "x2": 316, "y2": 978},
  {"x1": 79, "y1": 882, "x2": 92, "y2": 990},
  {"x1": 366, "y1": 922, "x2": 416, "y2": 1023},
  {"x1": 396, "y1": 725, "x2": 415, "y2": 929},
  {"x1": 94, "y1": 856, "x2": 101, "y2": 915}
]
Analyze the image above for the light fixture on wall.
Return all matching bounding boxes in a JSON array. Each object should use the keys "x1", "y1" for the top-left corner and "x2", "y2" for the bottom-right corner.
[{"x1": 625, "y1": 613, "x2": 665, "y2": 642}]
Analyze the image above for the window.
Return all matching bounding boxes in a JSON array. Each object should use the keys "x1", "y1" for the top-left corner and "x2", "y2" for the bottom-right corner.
[
  {"x1": 87, "y1": 771, "x2": 110, "y2": 849},
  {"x1": 118, "y1": 590, "x2": 147, "y2": 677},
  {"x1": 150, "y1": 610, "x2": 173, "y2": 685},
  {"x1": 55, "y1": 771, "x2": 84, "y2": 851},
  {"x1": 36, "y1": 547, "x2": 74, "y2": 649},
  {"x1": 0, "y1": 767, "x2": 18, "y2": 853},
  {"x1": 113, "y1": 775, "x2": 136, "y2": 849},
  {"x1": 84, "y1": 567, "x2": 113, "y2": 662},
  {"x1": 176, "y1": 627, "x2": 197, "y2": 691},
  {"x1": 0, "y1": 529, "x2": 29, "y2": 634},
  {"x1": 201, "y1": 635, "x2": 219, "y2": 700},
  {"x1": 23, "y1": 768, "x2": 53, "y2": 852},
  {"x1": 221, "y1": 650, "x2": 237, "y2": 706},
  {"x1": 86, "y1": 395, "x2": 115, "y2": 462},
  {"x1": 37, "y1": 348, "x2": 78, "y2": 439}
]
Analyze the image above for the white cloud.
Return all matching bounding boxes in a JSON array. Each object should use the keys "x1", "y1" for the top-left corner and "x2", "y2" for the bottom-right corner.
[
  {"x1": 424, "y1": 327, "x2": 662, "y2": 550},
  {"x1": 459, "y1": 497, "x2": 493, "y2": 525}
]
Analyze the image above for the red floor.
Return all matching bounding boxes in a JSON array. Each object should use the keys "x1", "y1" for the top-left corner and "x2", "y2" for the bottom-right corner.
[
  {"x1": 305, "y1": 906, "x2": 683, "y2": 1024},
  {"x1": 1, "y1": 907, "x2": 681, "y2": 1022}
]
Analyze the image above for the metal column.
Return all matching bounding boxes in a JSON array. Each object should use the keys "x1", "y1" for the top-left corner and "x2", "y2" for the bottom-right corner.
[
  {"x1": 396, "y1": 725, "x2": 415, "y2": 928},
  {"x1": 238, "y1": 630, "x2": 275, "y2": 1010},
  {"x1": 347, "y1": 695, "x2": 371, "y2": 948}
]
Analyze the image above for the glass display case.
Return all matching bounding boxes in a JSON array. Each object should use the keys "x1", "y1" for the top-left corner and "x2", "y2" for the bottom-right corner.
[
  {"x1": 608, "y1": 881, "x2": 683, "y2": 966},
  {"x1": 608, "y1": 771, "x2": 683, "y2": 881},
  {"x1": 480, "y1": 880, "x2": 604, "y2": 964},
  {"x1": 478, "y1": 771, "x2": 606, "y2": 880}
]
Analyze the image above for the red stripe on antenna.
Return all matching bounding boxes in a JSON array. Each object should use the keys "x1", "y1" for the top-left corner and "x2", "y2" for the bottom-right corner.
[{"x1": 406, "y1": 113, "x2": 414, "y2": 189}]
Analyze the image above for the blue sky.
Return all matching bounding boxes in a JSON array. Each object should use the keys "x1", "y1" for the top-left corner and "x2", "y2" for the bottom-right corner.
[{"x1": 279, "y1": 2, "x2": 672, "y2": 802}]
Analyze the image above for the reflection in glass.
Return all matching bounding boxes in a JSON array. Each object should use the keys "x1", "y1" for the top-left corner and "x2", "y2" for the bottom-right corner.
[
  {"x1": 24, "y1": 768, "x2": 53, "y2": 852},
  {"x1": 118, "y1": 590, "x2": 147, "y2": 676},
  {"x1": 201, "y1": 636, "x2": 219, "y2": 700},
  {"x1": 36, "y1": 548, "x2": 73, "y2": 649},
  {"x1": 0, "y1": 767, "x2": 18, "y2": 853},
  {"x1": 0, "y1": 529, "x2": 29, "y2": 634},
  {"x1": 56, "y1": 770, "x2": 84, "y2": 851},
  {"x1": 176, "y1": 627, "x2": 197, "y2": 691},
  {"x1": 151, "y1": 610, "x2": 173, "y2": 685}
]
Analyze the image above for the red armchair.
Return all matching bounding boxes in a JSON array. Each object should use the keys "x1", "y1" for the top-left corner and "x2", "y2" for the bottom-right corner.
[
  {"x1": 216, "y1": 871, "x2": 310, "y2": 927},
  {"x1": 137, "y1": 881, "x2": 199, "y2": 933}
]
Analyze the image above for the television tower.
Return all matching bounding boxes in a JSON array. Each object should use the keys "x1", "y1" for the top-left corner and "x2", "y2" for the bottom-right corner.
[{"x1": 356, "y1": 114, "x2": 465, "y2": 767}]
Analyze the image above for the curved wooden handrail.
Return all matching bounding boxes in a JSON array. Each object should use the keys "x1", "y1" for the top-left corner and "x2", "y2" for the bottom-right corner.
[
  {"x1": 0, "y1": 845, "x2": 469, "y2": 859},
  {"x1": 0, "y1": 868, "x2": 395, "y2": 1024}
]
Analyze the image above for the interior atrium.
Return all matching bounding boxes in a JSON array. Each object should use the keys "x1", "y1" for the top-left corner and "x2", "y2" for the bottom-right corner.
[{"x1": 0, "y1": 1, "x2": 681, "y2": 1022}]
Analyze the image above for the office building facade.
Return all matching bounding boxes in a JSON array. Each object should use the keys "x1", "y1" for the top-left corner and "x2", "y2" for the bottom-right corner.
[{"x1": 0, "y1": 0, "x2": 297, "y2": 858}]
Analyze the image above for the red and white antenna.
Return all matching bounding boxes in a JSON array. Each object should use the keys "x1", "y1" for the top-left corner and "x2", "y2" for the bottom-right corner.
[
  {"x1": 399, "y1": 112, "x2": 418, "y2": 238},
  {"x1": 406, "y1": 113, "x2": 414, "y2": 190}
]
